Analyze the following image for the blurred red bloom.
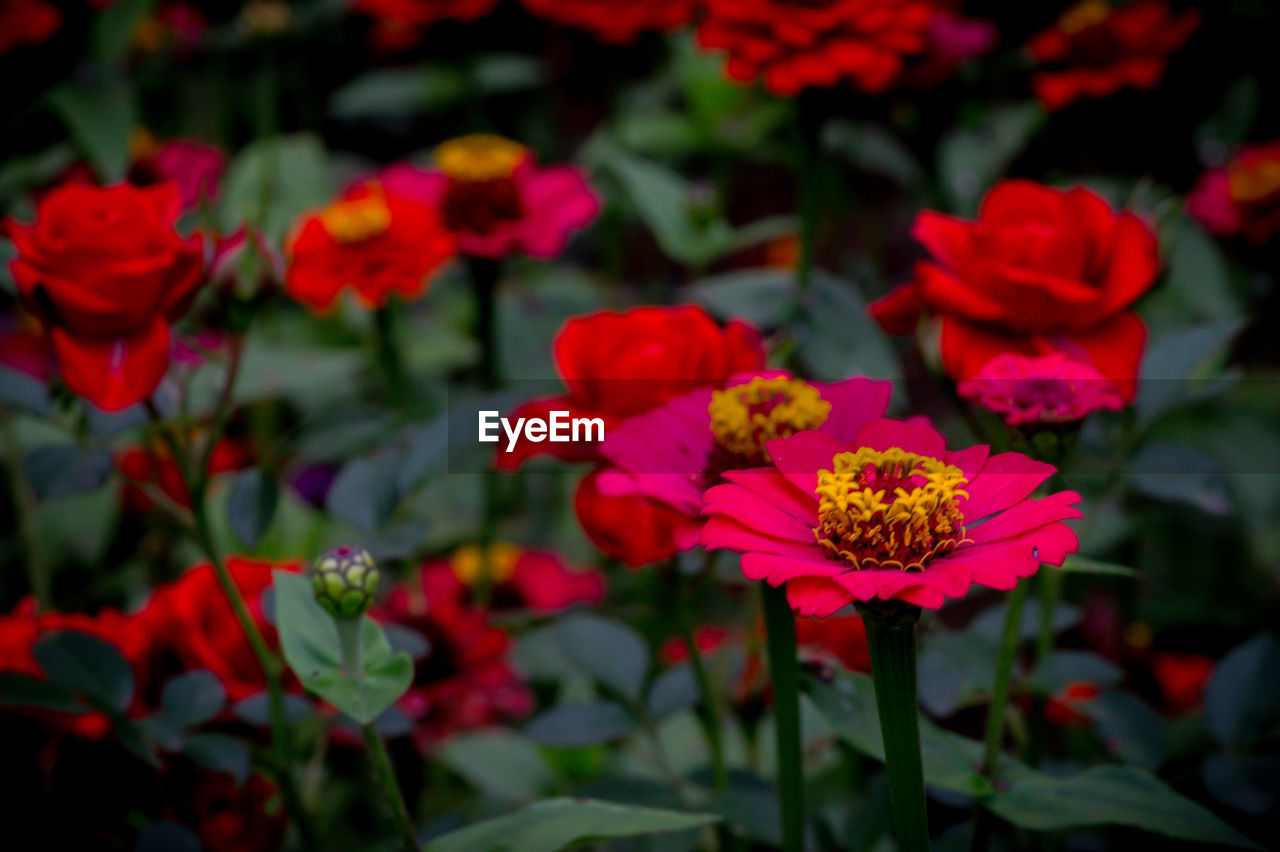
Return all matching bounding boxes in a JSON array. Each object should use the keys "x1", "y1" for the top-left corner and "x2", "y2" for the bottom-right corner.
[
  {"x1": 354, "y1": 0, "x2": 497, "y2": 50},
  {"x1": 1026, "y1": 0, "x2": 1199, "y2": 110},
  {"x1": 0, "y1": 309, "x2": 54, "y2": 381},
  {"x1": 499, "y1": 305, "x2": 766, "y2": 469},
  {"x1": 5, "y1": 182, "x2": 205, "y2": 410},
  {"x1": 574, "y1": 469, "x2": 701, "y2": 568},
  {"x1": 1151, "y1": 652, "x2": 1214, "y2": 715},
  {"x1": 172, "y1": 772, "x2": 287, "y2": 852},
  {"x1": 140, "y1": 558, "x2": 299, "y2": 701},
  {"x1": 697, "y1": 0, "x2": 936, "y2": 96},
  {"x1": 1045, "y1": 680, "x2": 1100, "y2": 727},
  {"x1": 702, "y1": 419, "x2": 1082, "y2": 613},
  {"x1": 1188, "y1": 140, "x2": 1280, "y2": 245},
  {"x1": 285, "y1": 182, "x2": 455, "y2": 313},
  {"x1": 957, "y1": 352, "x2": 1125, "y2": 426},
  {"x1": 870, "y1": 180, "x2": 1159, "y2": 400},
  {"x1": 374, "y1": 571, "x2": 534, "y2": 749},
  {"x1": 520, "y1": 0, "x2": 696, "y2": 43},
  {"x1": 115, "y1": 437, "x2": 252, "y2": 514},
  {"x1": 420, "y1": 542, "x2": 606, "y2": 614},
  {"x1": 133, "y1": 137, "x2": 227, "y2": 212},
  {"x1": 379, "y1": 134, "x2": 599, "y2": 260},
  {"x1": 0, "y1": 0, "x2": 60, "y2": 54}
]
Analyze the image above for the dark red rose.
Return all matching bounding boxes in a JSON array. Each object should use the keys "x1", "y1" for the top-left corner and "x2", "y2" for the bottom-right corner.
[
  {"x1": 1188, "y1": 141, "x2": 1280, "y2": 245},
  {"x1": 520, "y1": 0, "x2": 696, "y2": 43},
  {"x1": 573, "y1": 470, "x2": 701, "y2": 569},
  {"x1": 499, "y1": 305, "x2": 765, "y2": 469},
  {"x1": 0, "y1": 0, "x2": 60, "y2": 54},
  {"x1": 870, "y1": 180, "x2": 1159, "y2": 399},
  {"x1": 5, "y1": 182, "x2": 204, "y2": 410},
  {"x1": 139, "y1": 558, "x2": 300, "y2": 701},
  {"x1": 697, "y1": 0, "x2": 936, "y2": 96},
  {"x1": 1026, "y1": 0, "x2": 1199, "y2": 111}
]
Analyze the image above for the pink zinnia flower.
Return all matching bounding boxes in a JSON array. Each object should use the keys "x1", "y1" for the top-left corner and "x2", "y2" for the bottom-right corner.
[
  {"x1": 597, "y1": 371, "x2": 892, "y2": 543},
  {"x1": 957, "y1": 352, "x2": 1125, "y2": 426},
  {"x1": 701, "y1": 418, "x2": 1082, "y2": 614},
  {"x1": 379, "y1": 134, "x2": 600, "y2": 260},
  {"x1": 1187, "y1": 140, "x2": 1280, "y2": 245}
]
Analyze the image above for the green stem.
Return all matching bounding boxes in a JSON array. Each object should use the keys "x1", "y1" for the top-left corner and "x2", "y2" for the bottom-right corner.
[
  {"x1": 363, "y1": 722, "x2": 420, "y2": 852},
  {"x1": 676, "y1": 566, "x2": 727, "y2": 791},
  {"x1": 2, "y1": 416, "x2": 50, "y2": 611},
  {"x1": 373, "y1": 304, "x2": 408, "y2": 402},
  {"x1": 468, "y1": 256, "x2": 502, "y2": 391},
  {"x1": 762, "y1": 583, "x2": 805, "y2": 852},
  {"x1": 796, "y1": 93, "x2": 823, "y2": 299},
  {"x1": 982, "y1": 581, "x2": 1030, "y2": 778},
  {"x1": 859, "y1": 601, "x2": 929, "y2": 852},
  {"x1": 1027, "y1": 566, "x2": 1060, "y2": 766}
]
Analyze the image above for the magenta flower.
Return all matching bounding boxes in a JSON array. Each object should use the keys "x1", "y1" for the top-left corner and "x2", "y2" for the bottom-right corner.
[
  {"x1": 701, "y1": 418, "x2": 1082, "y2": 614},
  {"x1": 957, "y1": 352, "x2": 1125, "y2": 427},
  {"x1": 379, "y1": 134, "x2": 600, "y2": 260},
  {"x1": 1187, "y1": 140, "x2": 1280, "y2": 245},
  {"x1": 144, "y1": 139, "x2": 227, "y2": 212},
  {"x1": 597, "y1": 372, "x2": 892, "y2": 538}
]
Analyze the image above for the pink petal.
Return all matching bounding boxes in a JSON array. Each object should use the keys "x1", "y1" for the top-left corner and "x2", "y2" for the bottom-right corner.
[
  {"x1": 739, "y1": 551, "x2": 843, "y2": 584},
  {"x1": 786, "y1": 578, "x2": 854, "y2": 617},
  {"x1": 817, "y1": 377, "x2": 894, "y2": 442},
  {"x1": 710, "y1": 470, "x2": 817, "y2": 525},
  {"x1": 763, "y1": 430, "x2": 844, "y2": 495},
  {"x1": 854, "y1": 417, "x2": 948, "y2": 457},
  {"x1": 967, "y1": 491, "x2": 1082, "y2": 545},
  {"x1": 961, "y1": 452, "x2": 1057, "y2": 523},
  {"x1": 701, "y1": 517, "x2": 819, "y2": 559}
]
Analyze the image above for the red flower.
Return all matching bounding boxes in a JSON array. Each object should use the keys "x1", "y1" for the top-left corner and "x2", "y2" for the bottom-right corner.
[
  {"x1": 520, "y1": 0, "x2": 697, "y2": 43},
  {"x1": 1026, "y1": 0, "x2": 1199, "y2": 110},
  {"x1": 379, "y1": 134, "x2": 599, "y2": 260},
  {"x1": 374, "y1": 572, "x2": 533, "y2": 749},
  {"x1": 419, "y1": 543, "x2": 606, "y2": 614},
  {"x1": 574, "y1": 469, "x2": 701, "y2": 568},
  {"x1": 0, "y1": 309, "x2": 54, "y2": 381},
  {"x1": 499, "y1": 305, "x2": 766, "y2": 469},
  {"x1": 870, "y1": 180, "x2": 1159, "y2": 400},
  {"x1": 1045, "y1": 680, "x2": 1100, "y2": 727},
  {"x1": 1188, "y1": 140, "x2": 1280, "y2": 245},
  {"x1": 0, "y1": 0, "x2": 60, "y2": 54},
  {"x1": 285, "y1": 183, "x2": 455, "y2": 313},
  {"x1": 115, "y1": 437, "x2": 252, "y2": 514},
  {"x1": 134, "y1": 138, "x2": 227, "y2": 212},
  {"x1": 1151, "y1": 652, "x2": 1214, "y2": 715},
  {"x1": 353, "y1": 0, "x2": 497, "y2": 50},
  {"x1": 795, "y1": 613, "x2": 871, "y2": 673},
  {"x1": 697, "y1": 0, "x2": 936, "y2": 96},
  {"x1": 140, "y1": 558, "x2": 299, "y2": 701},
  {"x1": 957, "y1": 352, "x2": 1125, "y2": 426},
  {"x1": 170, "y1": 772, "x2": 287, "y2": 852},
  {"x1": 5, "y1": 182, "x2": 205, "y2": 410}
]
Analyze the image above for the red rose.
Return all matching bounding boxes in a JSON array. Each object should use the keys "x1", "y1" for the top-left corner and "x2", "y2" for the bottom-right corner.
[
  {"x1": 520, "y1": 0, "x2": 697, "y2": 43},
  {"x1": 870, "y1": 180, "x2": 1159, "y2": 399},
  {"x1": 0, "y1": 0, "x2": 60, "y2": 54},
  {"x1": 5, "y1": 182, "x2": 204, "y2": 410},
  {"x1": 499, "y1": 305, "x2": 765, "y2": 469},
  {"x1": 285, "y1": 183, "x2": 455, "y2": 313},
  {"x1": 1026, "y1": 0, "x2": 1199, "y2": 111},
  {"x1": 573, "y1": 470, "x2": 701, "y2": 569}
]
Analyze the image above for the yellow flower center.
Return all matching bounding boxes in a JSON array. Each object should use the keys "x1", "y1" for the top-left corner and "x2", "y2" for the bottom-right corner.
[
  {"x1": 1058, "y1": 0, "x2": 1110, "y2": 33},
  {"x1": 319, "y1": 195, "x2": 392, "y2": 244},
  {"x1": 450, "y1": 543, "x2": 521, "y2": 586},
  {"x1": 1228, "y1": 157, "x2": 1280, "y2": 204},
  {"x1": 129, "y1": 127, "x2": 161, "y2": 162},
  {"x1": 814, "y1": 447, "x2": 971, "y2": 572},
  {"x1": 435, "y1": 134, "x2": 527, "y2": 183},
  {"x1": 708, "y1": 377, "x2": 831, "y2": 468}
]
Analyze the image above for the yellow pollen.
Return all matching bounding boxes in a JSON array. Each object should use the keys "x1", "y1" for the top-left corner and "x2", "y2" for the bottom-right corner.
[
  {"x1": 1058, "y1": 0, "x2": 1111, "y2": 33},
  {"x1": 814, "y1": 447, "x2": 971, "y2": 572},
  {"x1": 1227, "y1": 158, "x2": 1280, "y2": 204},
  {"x1": 319, "y1": 195, "x2": 392, "y2": 244},
  {"x1": 708, "y1": 377, "x2": 830, "y2": 464},
  {"x1": 435, "y1": 134, "x2": 527, "y2": 182},
  {"x1": 450, "y1": 543, "x2": 521, "y2": 586},
  {"x1": 129, "y1": 127, "x2": 161, "y2": 162}
]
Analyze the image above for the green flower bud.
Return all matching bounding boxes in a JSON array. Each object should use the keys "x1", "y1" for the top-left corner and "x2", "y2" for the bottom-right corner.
[{"x1": 311, "y1": 546, "x2": 380, "y2": 619}]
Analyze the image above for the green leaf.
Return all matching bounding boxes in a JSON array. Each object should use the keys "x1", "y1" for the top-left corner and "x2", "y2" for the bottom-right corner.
[
  {"x1": 22, "y1": 445, "x2": 113, "y2": 501},
  {"x1": 326, "y1": 452, "x2": 402, "y2": 534},
  {"x1": 439, "y1": 731, "x2": 555, "y2": 800},
  {"x1": 0, "y1": 367, "x2": 51, "y2": 416},
  {"x1": 216, "y1": 134, "x2": 333, "y2": 244},
  {"x1": 686, "y1": 269, "x2": 795, "y2": 328},
  {"x1": 422, "y1": 798, "x2": 720, "y2": 852},
  {"x1": 1058, "y1": 556, "x2": 1139, "y2": 578},
  {"x1": 48, "y1": 77, "x2": 137, "y2": 182},
  {"x1": 33, "y1": 631, "x2": 134, "y2": 713},
  {"x1": 1026, "y1": 651, "x2": 1124, "y2": 697},
  {"x1": 227, "y1": 469, "x2": 279, "y2": 548},
  {"x1": 1203, "y1": 633, "x2": 1280, "y2": 747},
  {"x1": 824, "y1": 120, "x2": 923, "y2": 188},
  {"x1": 274, "y1": 571, "x2": 413, "y2": 725},
  {"x1": 1087, "y1": 691, "x2": 1169, "y2": 769},
  {"x1": 185, "y1": 733, "x2": 252, "y2": 782},
  {"x1": 987, "y1": 766, "x2": 1262, "y2": 849},
  {"x1": 794, "y1": 271, "x2": 902, "y2": 385},
  {"x1": 524, "y1": 702, "x2": 634, "y2": 748},
  {"x1": 158, "y1": 670, "x2": 226, "y2": 729},
  {"x1": 93, "y1": 0, "x2": 157, "y2": 66},
  {"x1": 553, "y1": 612, "x2": 649, "y2": 701},
  {"x1": 647, "y1": 664, "x2": 701, "y2": 720},
  {"x1": 0, "y1": 673, "x2": 84, "y2": 712},
  {"x1": 938, "y1": 102, "x2": 1046, "y2": 215},
  {"x1": 1137, "y1": 319, "x2": 1244, "y2": 427}
]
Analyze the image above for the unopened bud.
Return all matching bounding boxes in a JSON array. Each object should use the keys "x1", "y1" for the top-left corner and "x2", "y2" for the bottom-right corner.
[{"x1": 311, "y1": 546, "x2": 379, "y2": 619}]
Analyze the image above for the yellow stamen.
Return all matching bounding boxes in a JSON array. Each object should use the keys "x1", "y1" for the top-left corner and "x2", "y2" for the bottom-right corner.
[
  {"x1": 435, "y1": 134, "x2": 527, "y2": 182},
  {"x1": 1228, "y1": 157, "x2": 1280, "y2": 204},
  {"x1": 814, "y1": 447, "x2": 970, "y2": 572},
  {"x1": 319, "y1": 194, "x2": 392, "y2": 244},
  {"x1": 450, "y1": 543, "x2": 521, "y2": 586},
  {"x1": 709, "y1": 377, "x2": 830, "y2": 464},
  {"x1": 1058, "y1": 0, "x2": 1110, "y2": 33}
]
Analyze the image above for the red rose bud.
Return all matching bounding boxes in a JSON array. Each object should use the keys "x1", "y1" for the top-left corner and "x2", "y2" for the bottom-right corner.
[{"x1": 311, "y1": 546, "x2": 380, "y2": 619}]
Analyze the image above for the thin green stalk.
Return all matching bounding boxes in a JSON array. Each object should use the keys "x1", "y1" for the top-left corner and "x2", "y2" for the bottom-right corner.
[
  {"x1": 1027, "y1": 565, "x2": 1061, "y2": 766},
  {"x1": 2, "y1": 416, "x2": 50, "y2": 611},
  {"x1": 373, "y1": 304, "x2": 408, "y2": 402},
  {"x1": 859, "y1": 601, "x2": 929, "y2": 852},
  {"x1": 762, "y1": 583, "x2": 805, "y2": 852},
  {"x1": 676, "y1": 564, "x2": 727, "y2": 791},
  {"x1": 795, "y1": 93, "x2": 822, "y2": 299},
  {"x1": 468, "y1": 256, "x2": 502, "y2": 391},
  {"x1": 982, "y1": 581, "x2": 1030, "y2": 777}
]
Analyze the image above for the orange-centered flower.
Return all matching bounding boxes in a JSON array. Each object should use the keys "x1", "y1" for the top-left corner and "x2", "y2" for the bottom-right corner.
[
  {"x1": 1057, "y1": 0, "x2": 1110, "y2": 34},
  {"x1": 709, "y1": 377, "x2": 831, "y2": 467},
  {"x1": 436, "y1": 134, "x2": 529, "y2": 235},
  {"x1": 1227, "y1": 156, "x2": 1280, "y2": 205},
  {"x1": 814, "y1": 447, "x2": 970, "y2": 572},
  {"x1": 319, "y1": 194, "x2": 393, "y2": 243},
  {"x1": 449, "y1": 542, "x2": 521, "y2": 586}
]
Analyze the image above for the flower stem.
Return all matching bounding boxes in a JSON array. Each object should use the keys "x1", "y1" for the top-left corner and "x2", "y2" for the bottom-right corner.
[
  {"x1": 2, "y1": 415, "x2": 50, "y2": 611},
  {"x1": 467, "y1": 256, "x2": 502, "y2": 391},
  {"x1": 982, "y1": 581, "x2": 1030, "y2": 778},
  {"x1": 676, "y1": 564, "x2": 727, "y2": 791},
  {"x1": 363, "y1": 722, "x2": 420, "y2": 852},
  {"x1": 761, "y1": 583, "x2": 805, "y2": 852},
  {"x1": 796, "y1": 92, "x2": 822, "y2": 299},
  {"x1": 373, "y1": 303, "x2": 408, "y2": 402},
  {"x1": 1027, "y1": 565, "x2": 1060, "y2": 766},
  {"x1": 859, "y1": 601, "x2": 929, "y2": 852}
]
